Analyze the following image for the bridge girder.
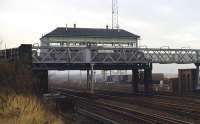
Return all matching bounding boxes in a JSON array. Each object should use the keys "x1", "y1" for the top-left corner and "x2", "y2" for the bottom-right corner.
[{"x1": 32, "y1": 46, "x2": 200, "y2": 68}]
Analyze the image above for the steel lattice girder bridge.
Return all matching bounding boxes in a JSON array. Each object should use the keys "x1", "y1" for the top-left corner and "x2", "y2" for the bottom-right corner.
[
  {"x1": 31, "y1": 46, "x2": 200, "y2": 70},
  {"x1": 1, "y1": 44, "x2": 200, "y2": 93}
]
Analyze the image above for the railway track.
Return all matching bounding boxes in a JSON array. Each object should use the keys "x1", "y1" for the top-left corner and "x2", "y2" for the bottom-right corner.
[
  {"x1": 79, "y1": 99, "x2": 193, "y2": 124},
  {"x1": 51, "y1": 88, "x2": 194, "y2": 124},
  {"x1": 94, "y1": 91, "x2": 200, "y2": 120}
]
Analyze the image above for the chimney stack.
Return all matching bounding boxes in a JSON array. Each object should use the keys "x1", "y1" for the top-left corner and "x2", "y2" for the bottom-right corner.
[
  {"x1": 106, "y1": 25, "x2": 109, "y2": 29},
  {"x1": 66, "y1": 24, "x2": 68, "y2": 31}
]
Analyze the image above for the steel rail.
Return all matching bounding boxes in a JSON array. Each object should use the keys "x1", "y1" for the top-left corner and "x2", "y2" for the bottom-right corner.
[
  {"x1": 52, "y1": 88, "x2": 193, "y2": 124},
  {"x1": 94, "y1": 92, "x2": 200, "y2": 120}
]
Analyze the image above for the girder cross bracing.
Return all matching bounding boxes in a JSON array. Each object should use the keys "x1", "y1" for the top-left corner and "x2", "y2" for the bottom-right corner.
[
  {"x1": 141, "y1": 48, "x2": 200, "y2": 64},
  {"x1": 32, "y1": 46, "x2": 200, "y2": 65}
]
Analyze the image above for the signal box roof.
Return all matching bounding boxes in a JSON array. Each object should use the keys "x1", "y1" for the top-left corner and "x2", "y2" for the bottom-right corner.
[{"x1": 42, "y1": 27, "x2": 140, "y2": 39}]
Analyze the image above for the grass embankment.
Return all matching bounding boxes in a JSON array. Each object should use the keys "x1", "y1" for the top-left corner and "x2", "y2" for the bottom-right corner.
[
  {"x1": 0, "y1": 90, "x2": 64, "y2": 124},
  {"x1": 0, "y1": 61, "x2": 65, "y2": 124}
]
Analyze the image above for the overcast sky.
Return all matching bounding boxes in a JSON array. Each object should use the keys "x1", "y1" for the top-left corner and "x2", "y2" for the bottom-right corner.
[
  {"x1": 1, "y1": 0, "x2": 200, "y2": 49},
  {"x1": 0, "y1": 0, "x2": 199, "y2": 73}
]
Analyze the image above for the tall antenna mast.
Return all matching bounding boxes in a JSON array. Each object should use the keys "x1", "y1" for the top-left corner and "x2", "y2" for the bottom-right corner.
[{"x1": 112, "y1": 0, "x2": 119, "y2": 29}]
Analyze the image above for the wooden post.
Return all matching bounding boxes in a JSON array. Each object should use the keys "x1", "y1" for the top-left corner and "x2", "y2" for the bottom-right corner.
[{"x1": 87, "y1": 69, "x2": 89, "y2": 89}]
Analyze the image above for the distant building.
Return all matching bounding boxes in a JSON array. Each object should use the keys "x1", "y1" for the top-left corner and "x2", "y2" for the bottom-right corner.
[
  {"x1": 106, "y1": 73, "x2": 164, "y2": 84},
  {"x1": 178, "y1": 69, "x2": 197, "y2": 93},
  {"x1": 153, "y1": 69, "x2": 198, "y2": 94},
  {"x1": 40, "y1": 25, "x2": 140, "y2": 48}
]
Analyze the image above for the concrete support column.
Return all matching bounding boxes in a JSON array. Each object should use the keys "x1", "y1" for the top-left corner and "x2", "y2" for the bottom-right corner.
[
  {"x1": 132, "y1": 69, "x2": 139, "y2": 93},
  {"x1": 32, "y1": 70, "x2": 48, "y2": 93},
  {"x1": 178, "y1": 70, "x2": 182, "y2": 95},
  {"x1": 195, "y1": 64, "x2": 200, "y2": 89},
  {"x1": 144, "y1": 68, "x2": 152, "y2": 94},
  {"x1": 16, "y1": 44, "x2": 32, "y2": 73},
  {"x1": 19, "y1": 44, "x2": 32, "y2": 63},
  {"x1": 86, "y1": 65, "x2": 95, "y2": 94},
  {"x1": 144, "y1": 69, "x2": 148, "y2": 94}
]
